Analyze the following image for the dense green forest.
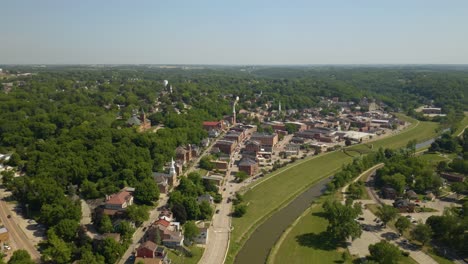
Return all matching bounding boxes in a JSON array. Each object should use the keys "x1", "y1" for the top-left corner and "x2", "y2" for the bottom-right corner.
[{"x1": 0, "y1": 65, "x2": 467, "y2": 262}]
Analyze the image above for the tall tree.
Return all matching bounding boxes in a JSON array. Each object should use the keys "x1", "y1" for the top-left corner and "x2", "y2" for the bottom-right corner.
[
  {"x1": 322, "y1": 200, "x2": 362, "y2": 241},
  {"x1": 411, "y1": 224, "x2": 433, "y2": 246},
  {"x1": 395, "y1": 216, "x2": 411, "y2": 234},
  {"x1": 126, "y1": 205, "x2": 149, "y2": 226},
  {"x1": 375, "y1": 204, "x2": 398, "y2": 226},
  {"x1": 8, "y1": 250, "x2": 35, "y2": 264},
  {"x1": 134, "y1": 178, "x2": 160, "y2": 205},
  {"x1": 183, "y1": 221, "x2": 200, "y2": 242},
  {"x1": 368, "y1": 240, "x2": 402, "y2": 264}
]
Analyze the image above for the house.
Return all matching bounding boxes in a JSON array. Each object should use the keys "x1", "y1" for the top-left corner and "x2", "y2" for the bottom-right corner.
[
  {"x1": 406, "y1": 190, "x2": 418, "y2": 200},
  {"x1": 440, "y1": 172, "x2": 465, "y2": 182},
  {"x1": 422, "y1": 107, "x2": 442, "y2": 115},
  {"x1": 105, "y1": 189, "x2": 134, "y2": 211},
  {"x1": 208, "y1": 130, "x2": 220, "y2": 138},
  {"x1": 382, "y1": 187, "x2": 397, "y2": 200},
  {"x1": 224, "y1": 132, "x2": 243, "y2": 143},
  {"x1": 191, "y1": 145, "x2": 201, "y2": 157},
  {"x1": 147, "y1": 222, "x2": 184, "y2": 249},
  {"x1": 393, "y1": 199, "x2": 415, "y2": 213},
  {"x1": 153, "y1": 159, "x2": 177, "y2": 187},
  {"x1": 154, "y1": 175, "x2": 169, "y2": 194},
  {"x1": 238, "y1": 157, "x2": 258, "y2": 176},
  {"x1": 251, "y1": 132, "x2": 278, "y2": 147},
  {"x1": 425, "y1": 192, "x2": 436, "y2": 201},
  {"x1": 197, "y1": 194, "x2": 214, "y2": 204},
  {"x1": 193, "y1": 227, "x2": 208, "y2": 244},
  {"x1": 245, "y1": 140, "x2": 261, "y2": 154},
  {"x1": 285, "y1": 143, "x2": 300, "y2": 154},
  {"x1": 154, "y1": 219, "x2": 171, "y2": 229},
  {"x1": 212, "y1": 160, "x2": 228, "y2": 171},
  {"x1": 201, "y1": 138, "x2": 210, "y2": 147},
  {"x1": 136, "y1": 241, "x2": 169, "y2": 262},
  {"x1": 126, "y1": 110, "x2": 151, "y2": 131},
  {"x1": 214, "y1": 140, "x2": 236, "y2": 155},
  {"x1": 203, "y1": 121, "x2": 225, "y2": 131},
  {"x1": 291, "y1": 137, "x2": 305, "y2": 144},
  {"x1": 176, "y1": 145, "x2": 192, "y2": 164},
  {"x1": 159, "y1": 208, "x2": 174, "y2": 222}
]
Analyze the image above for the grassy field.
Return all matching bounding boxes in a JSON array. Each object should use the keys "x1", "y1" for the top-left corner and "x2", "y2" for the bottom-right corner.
[
  {"x1": 227, "y1": 116, "x2": 439, "y2": 263},
  {"x1": 270, "y1": 203, "x2": 417, "y2": 264},
  {"x1": 270, "y1": 204, "x2": 350, "y2": 264},
  {"x1": 227, "y1": 151, "x2": 353, "y2": 263},
  {"x1": 349, "y1": 119, "x2": 439, "y2": 153},
  {"x1": 455, "y1": 112, "x2": 468, "y2": 136},
  {"x1": 419, "y1": 153, "x2": 451, "y2": 166},
  {"x1": 166, "y1": 246, "x2": 204, "y2": 264}
]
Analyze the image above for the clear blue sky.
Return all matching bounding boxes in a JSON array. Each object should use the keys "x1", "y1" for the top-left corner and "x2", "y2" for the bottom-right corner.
[{"x1": 1, "y1": 0, "x2": 468, "y2": 64}]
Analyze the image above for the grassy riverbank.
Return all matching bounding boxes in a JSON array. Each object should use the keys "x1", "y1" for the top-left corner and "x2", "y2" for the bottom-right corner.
[{"x1": 227, "y1": 116, "x2": 439, "y2": 263}]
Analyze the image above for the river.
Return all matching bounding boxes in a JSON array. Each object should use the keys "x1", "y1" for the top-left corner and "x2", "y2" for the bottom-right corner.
[
  {"x1": 234, "y1": 130, "x2": 446, "y2": 264},
  {"x1": 234, "y1": 176, "x2": 332, "y2": 264}
]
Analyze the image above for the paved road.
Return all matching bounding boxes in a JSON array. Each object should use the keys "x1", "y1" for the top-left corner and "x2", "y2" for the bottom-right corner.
[
  {"x1": 117, "y1": 195, "x2": 169, "y2": 264},
  {"x1": 198, "y1": 169, "x2": 234, "y2": 264},
  {"x1": 348, "y1": 202, "x2": 438, "y2": 264},
  {"x1": 0, "y1": 200, "x2": 40, "y2": 262},
  {"x1": 346, "y1": 166, "x2": 438, "y2": 264}
]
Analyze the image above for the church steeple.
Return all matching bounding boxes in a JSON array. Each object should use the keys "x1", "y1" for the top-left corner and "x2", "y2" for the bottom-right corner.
[{"x1": 169, "y1": 158, "x2": 176, "y2": 176}]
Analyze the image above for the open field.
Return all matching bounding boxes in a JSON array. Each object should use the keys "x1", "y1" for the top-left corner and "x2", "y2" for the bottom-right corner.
[
  {"x1": 419, "y1": 153, "x2": 451, "y2": 165},
  {"x1": 270, "y1": 204, "x2": 349, "y2": 264},
  {"x1": 228, "y1": 116, "x2": 440, "y2": 263},
  {"x1": 349, "y1": 119, "x2": 439, "y2": 152},
  {"x1": 455, "y1": 112, "x2": 468, "y2": 136},
  {"x1": 271, "y1": 203, "x2": 418, "y2": 264}
]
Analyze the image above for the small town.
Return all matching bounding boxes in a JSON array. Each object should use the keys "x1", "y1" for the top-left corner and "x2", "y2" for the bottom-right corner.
[
  {"x1": 1, "y1": 2, "x2": 468, "y2": 263},
  {"x1": 0, "y1": 76, "x2": 467, "y2": 264}
]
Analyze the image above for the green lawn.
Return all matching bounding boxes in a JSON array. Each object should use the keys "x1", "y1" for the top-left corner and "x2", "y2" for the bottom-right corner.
[
  {"x1": 419, "y1": 153, "x2": 451, "y2": 165},
  {"x1": 166, "y1": 246, "x2": 204, "y2": 264},
  {"x1": 349, "y1": 119, "x2": 439, "y2": 152},
  {"x1": 424, "y1": 247, "x2": 455, "y2": 264},
  {"x1": 271, "y1": 204, "x2": 350, "y2": 264},
  {"x1": 455, "y1": 112, "x2": 468, "y2": 136},
  {"x1": 227, "y1": 116, "x2": 440, "y2": 263}
]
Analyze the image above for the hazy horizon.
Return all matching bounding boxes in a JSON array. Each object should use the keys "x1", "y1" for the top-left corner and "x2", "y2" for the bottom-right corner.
[{"x1": 2, "y1": 0, "x2": 468, "y2": 64}]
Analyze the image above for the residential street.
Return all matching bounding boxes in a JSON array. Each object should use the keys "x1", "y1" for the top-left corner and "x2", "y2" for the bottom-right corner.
[
  {"x1": 117, "y1": 195, "x2": 169, "y2": 264},
  {"x1": 199, "y1": 144, "x2": 249, "y2": 264},
  {"x1": 0, "y1": 199, "x2": 41, "y2": 262}
]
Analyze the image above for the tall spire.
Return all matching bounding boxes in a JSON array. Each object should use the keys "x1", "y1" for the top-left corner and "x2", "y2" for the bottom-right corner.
[
  {"x1": 279, "y1": 101, "x2": 282, "y2": 113},
  {"x1": 169, "y1": 157, "x2": 176, "y2": 176}
]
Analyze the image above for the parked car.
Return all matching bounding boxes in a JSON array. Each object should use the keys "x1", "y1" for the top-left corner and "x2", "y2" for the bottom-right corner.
[
  {"x1": 215, "y1": 209, "x2": 220, "y2": 214},
  {"x1": 357, "y1": 217, "x2": 365, "y2": 221}
]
